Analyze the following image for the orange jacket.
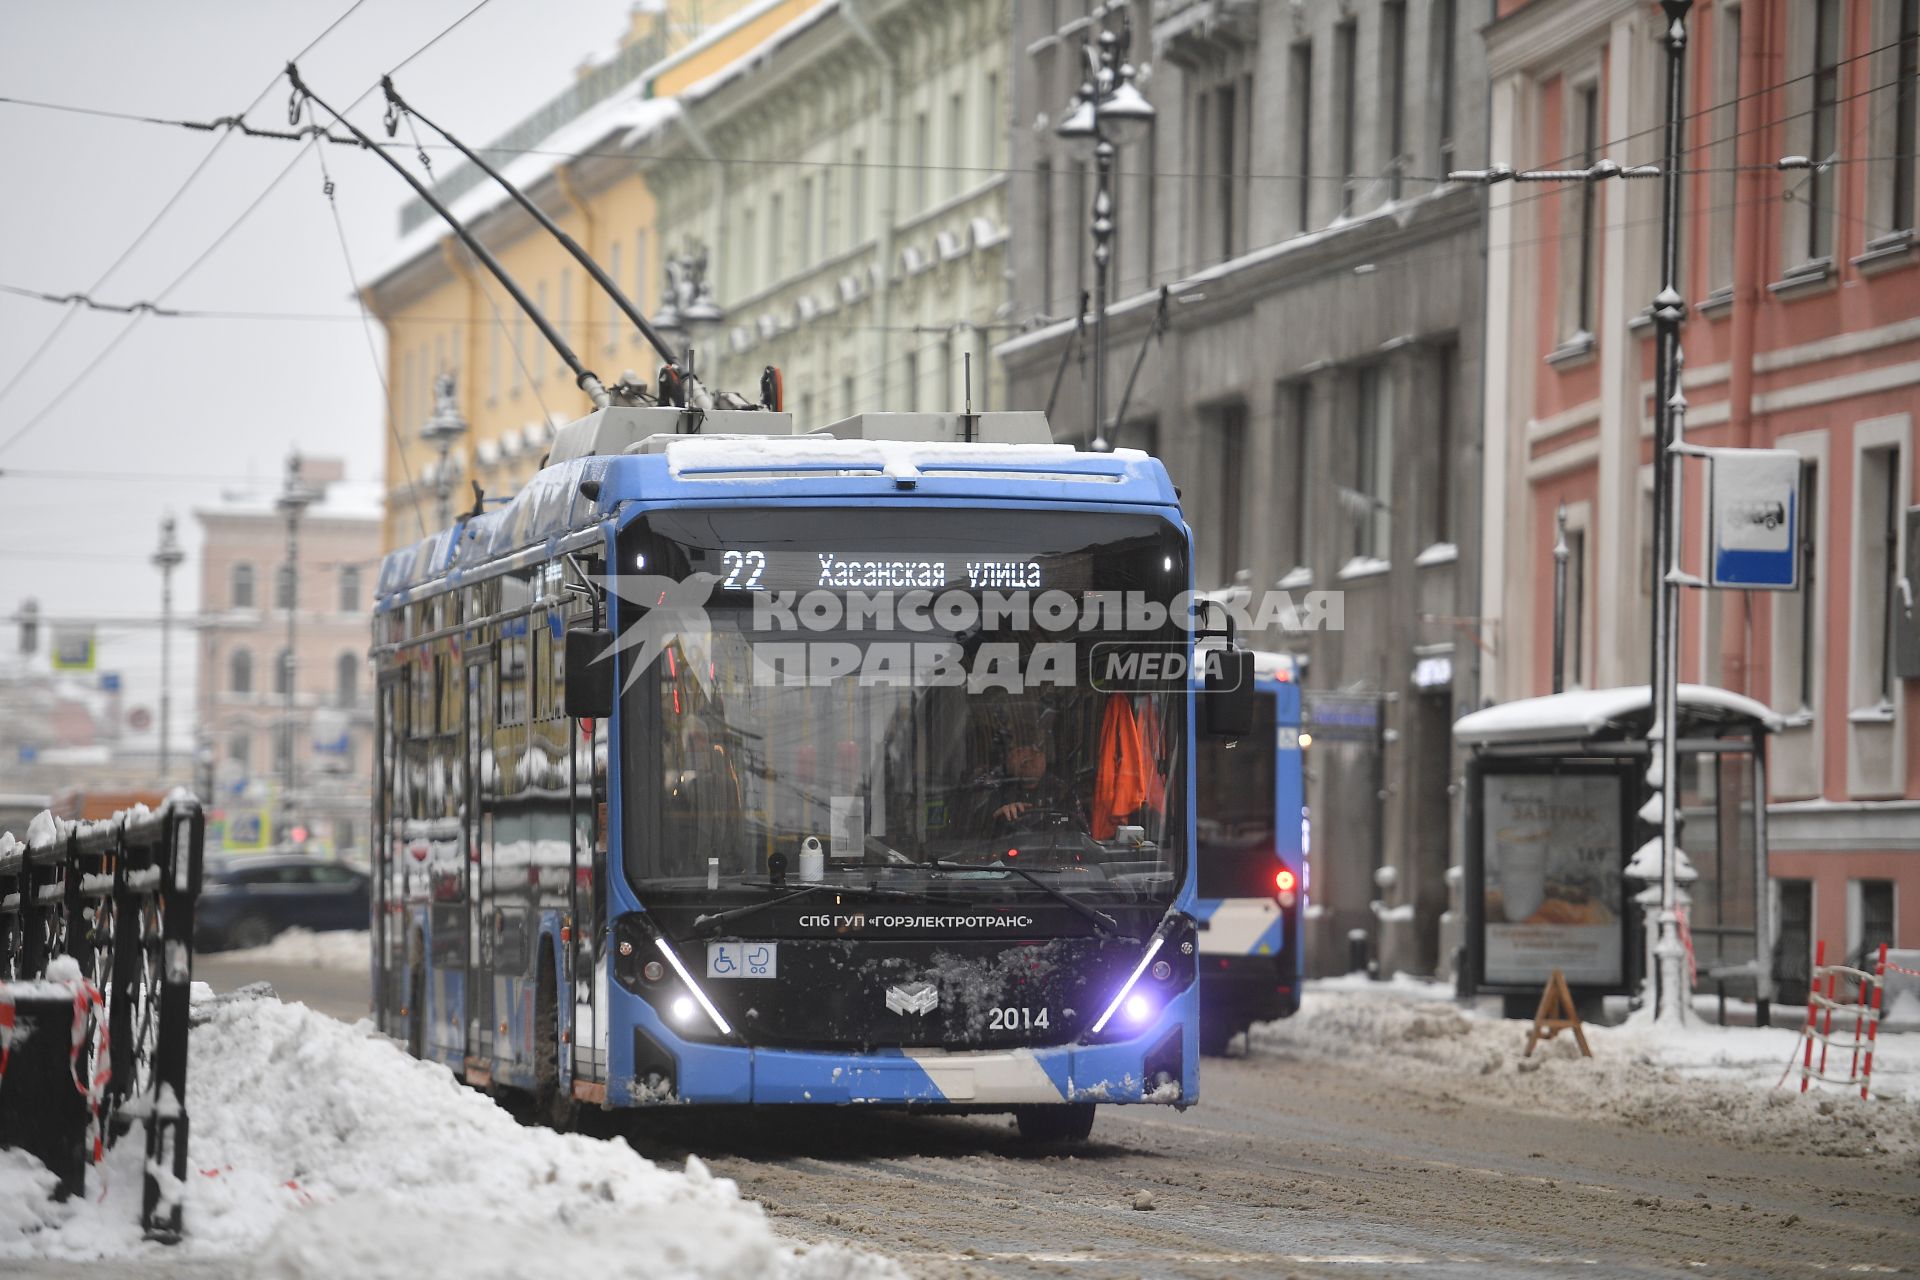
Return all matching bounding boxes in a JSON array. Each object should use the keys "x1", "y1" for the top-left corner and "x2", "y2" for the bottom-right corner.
[{"x1": 1092, "y1": 694, "x2": 1153, "y2": 839}]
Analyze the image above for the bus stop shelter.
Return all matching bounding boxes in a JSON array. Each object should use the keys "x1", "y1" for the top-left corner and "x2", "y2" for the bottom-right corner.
[{"x1": 1454, "y1": 684, "x2": 1783, "y2": 1023}]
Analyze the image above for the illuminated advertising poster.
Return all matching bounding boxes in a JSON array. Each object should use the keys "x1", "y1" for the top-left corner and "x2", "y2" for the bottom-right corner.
[{"x1": 1482, "y1": 770, "x2": 1624, "y2": 986}]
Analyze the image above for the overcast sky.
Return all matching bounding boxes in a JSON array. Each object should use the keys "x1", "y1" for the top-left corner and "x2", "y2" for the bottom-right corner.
[{"x1": 0, "y1": 0, "x2": 633, "y2": 757}]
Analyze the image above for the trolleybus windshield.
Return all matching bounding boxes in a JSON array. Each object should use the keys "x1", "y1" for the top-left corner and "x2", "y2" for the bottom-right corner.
[{"x1": 618, "y1": 508, "x2": 1188, "y2": 908}]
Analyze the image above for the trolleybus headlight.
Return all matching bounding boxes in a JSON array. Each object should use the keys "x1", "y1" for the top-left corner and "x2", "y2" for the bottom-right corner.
[
  {"x1": 642, "y1": 960, "x2": 666, "y2": 984},
  {"x1": 670, "y1": 996, "x2": 697, "y2": 1024},
  {"x1": 651, "y1": 937, "x2": 733, "y2": 1036},
  {"x1": 1089, "y1": 934, "x2": 1165, "y2": 1035},
  {"x1": 1124, "y1": 995, "x2": 1155, "y2": 1026}
]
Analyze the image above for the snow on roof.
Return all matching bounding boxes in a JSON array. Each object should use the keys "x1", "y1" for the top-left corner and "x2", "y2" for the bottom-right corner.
[
  {"x1": 371, "y1": 93, "x2": 680, "y2": 287},
  {"x1": 638, "y1": 0, "x2": 842, "y2": 128},
  {"x1": 1454, "y1": 684, "x2": 1784, "y2": 745},
  {"x1": 663, "y1": 435, "x2": 1084, "y2": 478}
]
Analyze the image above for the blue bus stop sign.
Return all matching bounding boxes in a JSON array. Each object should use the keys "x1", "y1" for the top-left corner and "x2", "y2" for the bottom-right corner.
[{"x1": 1708, "y1": 447, "x2": 1801, "y2": 590}]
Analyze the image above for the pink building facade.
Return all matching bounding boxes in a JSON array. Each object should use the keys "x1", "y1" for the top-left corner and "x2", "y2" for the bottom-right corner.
[
  {"x1": 194, "y1": 459, "x2": 381, "y2": 858},
  {"x1": 1480, "y1": 0, "x2": 1918, "y2": 984}
]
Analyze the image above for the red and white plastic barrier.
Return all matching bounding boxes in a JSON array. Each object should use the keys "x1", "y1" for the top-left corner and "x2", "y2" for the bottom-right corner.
[{"x1": 1793, "y1": 941, "x2": 1887, "y2": 1101}]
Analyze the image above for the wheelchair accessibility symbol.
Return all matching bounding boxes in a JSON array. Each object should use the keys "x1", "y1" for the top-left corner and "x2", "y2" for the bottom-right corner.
[{"x1": 706, "y1": 941, "x2": 778, "y2": 979}]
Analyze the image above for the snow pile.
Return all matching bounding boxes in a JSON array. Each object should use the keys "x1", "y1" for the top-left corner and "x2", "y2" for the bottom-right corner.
[
  {"x1": 217, "y1": 927, "x2": 371, "y2": 972},
  {"x1": 0, "y1": 992, "x2": 900, "y2": 1278},
  {"x1": 1252, "y1": 978, "x2": 1920, "y2": 1164}
]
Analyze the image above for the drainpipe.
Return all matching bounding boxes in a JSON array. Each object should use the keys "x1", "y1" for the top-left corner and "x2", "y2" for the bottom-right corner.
[
  {"x1": 843, "y1": 0, "x2": 898, "y2": 409},
  {"x1": 1722, "y1": 0, "x2": 1767, "y2": 696}
]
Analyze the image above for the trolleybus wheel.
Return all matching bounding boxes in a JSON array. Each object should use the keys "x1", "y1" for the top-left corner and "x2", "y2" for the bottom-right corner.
[
  {"x1": 535, "y1": 954, "x2": 578, "y2": 1132},
  {"x1": 226, "y1": 913, "x2": 274, "y2": 951},
  {"x1": 1014, "y1": 1103, "x2": 1096, "y2": 1143},
  {"x1": 1199, "y1": 1019, "x2": 1237, "y2": 1058}
]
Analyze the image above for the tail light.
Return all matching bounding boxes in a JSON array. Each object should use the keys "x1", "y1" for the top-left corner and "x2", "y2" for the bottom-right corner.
[{"x1": 1276, "y1": 867, "x2": 1298, "y2": 910}]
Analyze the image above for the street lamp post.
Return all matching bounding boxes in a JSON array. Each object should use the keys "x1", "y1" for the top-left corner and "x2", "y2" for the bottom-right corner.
[
  {"x1": 150, "y1": 515, "x2": 185, "y2": 782},
  {"x1": 1056, "y1": 13, "x2": 1154, "y2": 452},
  {"x1": 420, "y1": 371, "x2": 469, "y2": 529},
  {"x1": 651, "y1": 244, "x2": 725, "y2": 377},
  {"x1": 1649, "y1": 0, "x2": 1695, "y2": 1026},
  {"x1": 276, "y1": 452, "x2": 317, "y2": 828}
]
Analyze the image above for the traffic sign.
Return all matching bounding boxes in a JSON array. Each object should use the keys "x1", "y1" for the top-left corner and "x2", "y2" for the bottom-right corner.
[{"x1": 1708, "y1": 447, "x2": 1801, "y2": 590}]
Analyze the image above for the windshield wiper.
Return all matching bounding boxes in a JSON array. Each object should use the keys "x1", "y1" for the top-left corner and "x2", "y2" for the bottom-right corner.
[
  {"x1": 690, "y1": 880, "x2": 914, "y2": 938},
  {"x1": 926, "y1": 859, "x2": 1122, "y2": 939}
]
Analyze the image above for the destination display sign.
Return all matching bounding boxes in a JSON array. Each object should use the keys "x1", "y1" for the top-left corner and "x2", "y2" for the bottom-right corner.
[{"x1": 678, "y1": 546, "x2": 1093, "y2": 594}]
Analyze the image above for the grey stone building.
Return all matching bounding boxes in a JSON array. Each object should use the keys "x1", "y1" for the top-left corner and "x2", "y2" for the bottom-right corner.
[{"x1": 996, "y1": 0, "x2": 1487, "y2": 977}]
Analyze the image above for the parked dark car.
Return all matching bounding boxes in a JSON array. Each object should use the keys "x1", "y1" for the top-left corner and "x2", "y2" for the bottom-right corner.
[{"x1": 196, "y1": 854, "x2": 370, "y2": 951}]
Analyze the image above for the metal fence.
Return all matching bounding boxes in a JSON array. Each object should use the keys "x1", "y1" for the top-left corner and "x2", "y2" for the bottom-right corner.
[{"x1": 0, "y1": 797, "x2": 203, "y2": 1240}]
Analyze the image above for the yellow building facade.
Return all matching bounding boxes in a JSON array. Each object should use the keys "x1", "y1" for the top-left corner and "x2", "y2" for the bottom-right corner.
[{"x1": 366, "y1": 0, "x2": 818, "y2": 551}]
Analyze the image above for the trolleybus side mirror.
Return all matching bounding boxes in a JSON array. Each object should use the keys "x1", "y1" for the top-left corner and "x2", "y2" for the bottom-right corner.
[
  {"x1": 1200, "y1": 647, "x2": 1257, "y2": 738},
  {"x1": 564, "y1": 628, "x2": 616, "y2": 719}
]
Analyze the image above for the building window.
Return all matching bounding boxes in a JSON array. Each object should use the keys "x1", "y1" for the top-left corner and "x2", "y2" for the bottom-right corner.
[
  {"x1": 1037, "y1": 158, "x2": 1055, "y2": 312},
  {"x1": 1350, "y1": 365, "x2": 1394, "y2": 562},
  {"x1": 638, "y1": 227, "x2": 654, "y2": 314},
  {"x1": 275, "y1": 564, "x2": 295, "y2": 611},
  {"x1": 822, "y1": 166, "x2": 839, "y2": 256},
  {"x1": 606, "y1": 241, "x2": 622, "y2": 355},
  {"x1": 1203, "y1": 402, "x2": 1248, "y2": 584},
  {"x1": 1277, "y1": 380, "x2": 1313, "y2": 571},
  {"x1": 532, "y1": 282, "x2": 548, "y2": 385},
  {"x1": 338, "y1": 566, "x2": 360, "y2": 613},
  {"x1": 851, "y1": 147, "x2": 867, "y2": 244},
  {"x1": 1336, "y1": 20, "x2": 1359, "y2": 216},
  {"x1": 337, "y1": 652, "x2": 359, "y2": 708},
  {"x1": 1776, "y1": 879, "x2": 1814, "y2": 1004},
  {"x1": 914, "y1": 110, "x2": 930, "y2": 211},
  {"x1": 229, "y1": 648, "x2": 253, "y2": 695},
  {"x1": 1858, "y1": 444, "x2": 1906, "y2": 710},
  {"x1": 1073, "y1": 160, "x2": 1089, "y2": 298},
  {"x1": 1710, "y1": 4, "x2": 1742, "y2": 295},
  {"x1": 985, "y1": 70, "x2": 1002, "y2": 170},
  {"x1": 1852, "y1": 880, "x2": 1897, "y2": 969},
  {"x1": 741, "y1": 207, "x2": 757, "y2": 295},
  {"x1": 768, "y1": 190, "x2": 783, "y2": 282},
  {"x1": 799, "y1": 175, "x2": 814, "y2": 269},
  {"x1": 1870, "y1": 0, "x2": 1920, "y2": 239},
  {"x1": 948, "y1": 89, "x2": 966, "y2": 200},
  {"x1": 228, "y1": 732, "x2": 250, "y2": 770},
  {"x1": 1214, "y1": 80, "x2": 1238, "y2": 258},
  {"x1": 1565, "y1": 526, "x2": 1588, "y2": 687},
  {"x1": 1778, "y1": 458, "x2": 1823, "y2": 715},
  {"x1": 1291, "y1": 39, "x2": 1314, "y2": 232},
  {"x1": 275, "y1": 648, "x2": 293, "y2": 697},
  {"x1": 1382, "y1": 1, "x2": 1408, "y2": 200},
  {"x1": 1808, "y1": 0, "x2": 1843, "y2": 262},
  {"x1": 1431, "y1": 343, "x2": 1457, "y2": 544},
  {"x1": 1573, "y1": 82, "x2": 1602, "y2": 338},
  {"x1": 231, "y1": 562, "x2": 255, "y2": 609},
  {"x1": 904, "y1": 350, "x2": 919, "y2": 412},
  {"x1": 842, "y1": 374, "x2": 856, "y2": 418},
  {"x1": 511, "y1": 310, "x2": 525, "y2": 397},
  {"x1": 1434, "y1": 0, "x2": 1458, "y2": 175}
]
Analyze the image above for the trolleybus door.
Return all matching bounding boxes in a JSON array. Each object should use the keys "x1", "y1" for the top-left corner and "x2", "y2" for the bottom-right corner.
[
  {"x1": 467, "y1": 651, "x2": 497, "y2": 1067},
  {"x1": 374, "y1": 671, "x2": 402, "y2": 1035}
]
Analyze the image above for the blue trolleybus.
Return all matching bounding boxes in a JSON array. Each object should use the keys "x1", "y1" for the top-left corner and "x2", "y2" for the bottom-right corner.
[
  {"x1": 1194, "y1": 652, "x2": 1305, "y2": 1054},
  {"x1": 370, "y1": 407, "x2": 1231, "y2": 1141}
]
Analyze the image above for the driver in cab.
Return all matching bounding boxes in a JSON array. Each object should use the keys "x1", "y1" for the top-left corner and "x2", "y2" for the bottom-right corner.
[{"x1": 969, "y1": 735, "x2": 1082, "y2": 835}]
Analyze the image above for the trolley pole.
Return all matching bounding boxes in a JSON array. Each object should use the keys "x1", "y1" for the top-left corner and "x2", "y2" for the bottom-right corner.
[{"x1": 1650, "y1": 0, "x2": 1694, "y2": 1026}]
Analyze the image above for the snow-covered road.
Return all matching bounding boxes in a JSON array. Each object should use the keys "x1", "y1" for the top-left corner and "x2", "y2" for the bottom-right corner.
[{"x1": 9, "y1": 959, "x2": 1917, "y2": 1277}]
